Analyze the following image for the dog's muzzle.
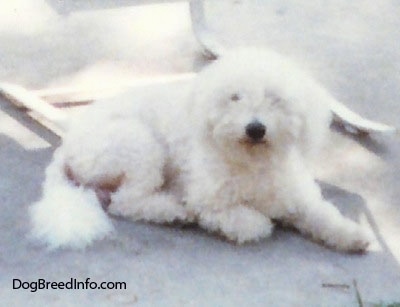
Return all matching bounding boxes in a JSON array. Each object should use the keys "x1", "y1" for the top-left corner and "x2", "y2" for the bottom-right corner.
[{"x1": 245, "y1": 120, "x2": 266, "y2": 142}]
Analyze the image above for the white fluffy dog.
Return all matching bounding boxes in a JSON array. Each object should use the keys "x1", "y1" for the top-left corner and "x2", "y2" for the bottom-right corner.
[{"x1": 30, "y1": 48, "x2": 371, "y2": 252}]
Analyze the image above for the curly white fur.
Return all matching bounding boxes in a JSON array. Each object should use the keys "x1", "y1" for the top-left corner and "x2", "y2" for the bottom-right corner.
[{"x1": 29, "y1": 48, "x2": 371, "y2": 252}]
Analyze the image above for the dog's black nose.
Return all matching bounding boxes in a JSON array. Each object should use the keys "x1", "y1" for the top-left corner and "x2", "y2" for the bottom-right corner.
[{"x1": 245, "y1": 121, "x2": 266, "y2": 141}]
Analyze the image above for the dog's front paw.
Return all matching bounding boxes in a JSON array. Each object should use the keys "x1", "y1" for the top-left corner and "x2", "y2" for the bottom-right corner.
[
  {"x1": 200, "y1": 206, "x2": 273, "y2": 244},
  {"x1": 327, "y1": 223, "x2": 372, "y2": 253}
]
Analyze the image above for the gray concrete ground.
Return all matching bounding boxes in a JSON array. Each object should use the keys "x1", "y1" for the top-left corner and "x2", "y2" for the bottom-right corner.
[{"x1": 1, "y1": 1, "x2": 400, "y2": 306}]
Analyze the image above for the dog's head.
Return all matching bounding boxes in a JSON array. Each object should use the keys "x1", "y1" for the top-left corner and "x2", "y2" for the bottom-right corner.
[{"x1": 191, "y1": 48, "x2": 331, "y2": 163}]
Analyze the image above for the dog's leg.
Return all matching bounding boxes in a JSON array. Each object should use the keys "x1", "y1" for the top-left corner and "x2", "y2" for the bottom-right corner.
[
  {"x1": 102, "y1": 121, "x2": 188, "y2": 224},
  {"x1": 108, "y1": 186, "x2": 188, "y2": 224},
  {"x1": 186, "y1": 154, "x2": 273, "y2": 243},
  {"x1": 273, "y1": 154, "x2": 371, "y2": 253},
  {"x1": 286, "y1": 199, "x2": 370, "y2": 253},
  {"x1": 197, "y1": 205, "x2": 273, "y2": 244}
]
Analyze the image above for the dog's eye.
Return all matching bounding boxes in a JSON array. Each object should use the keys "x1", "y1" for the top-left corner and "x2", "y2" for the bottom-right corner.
[
  {"x1": 230, "y1": 93, "x2": 241, "y2": 102},
  {"x1": 271, "y1": 97, "x2": 281, "y2": 106},
  {"x1": 265, "y1": 92, "x2": 281, "y2": 106}
]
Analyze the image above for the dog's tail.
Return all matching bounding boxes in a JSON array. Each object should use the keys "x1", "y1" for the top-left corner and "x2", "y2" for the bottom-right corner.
[{"x1": 29, "y1": 149, "x2": 114, "y2": 249}]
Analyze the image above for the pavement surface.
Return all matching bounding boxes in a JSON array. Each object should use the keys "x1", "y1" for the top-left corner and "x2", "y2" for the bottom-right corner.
[{"x1": 1, "y1": 1, "x2": 400, "y2": 306}]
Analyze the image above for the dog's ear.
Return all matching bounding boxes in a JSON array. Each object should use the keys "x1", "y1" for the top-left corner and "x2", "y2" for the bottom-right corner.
[
  {"x1": 296, "y1": 84, "x2": 332, "y2": 161},
  {"x1": 188, "y1": 61, "x2": 223, "y2": 124}
]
